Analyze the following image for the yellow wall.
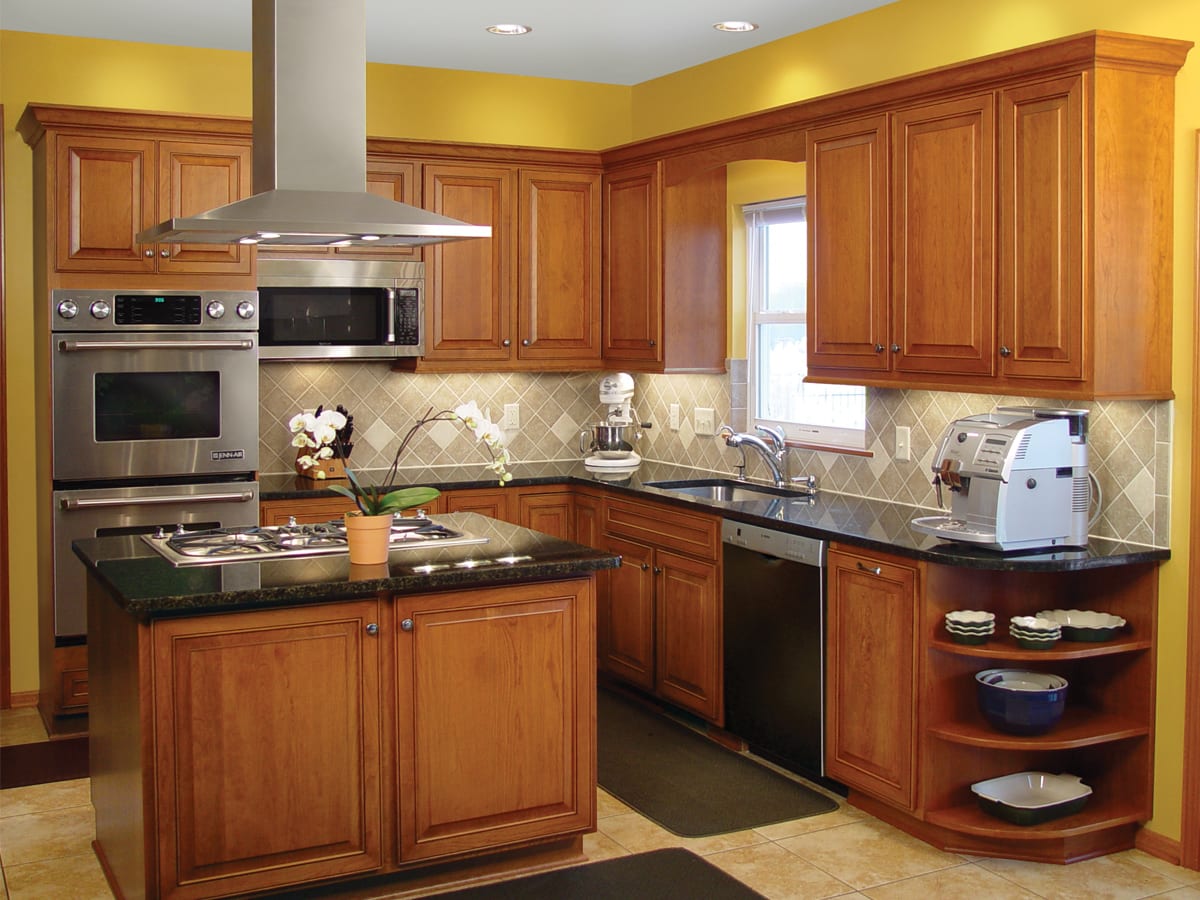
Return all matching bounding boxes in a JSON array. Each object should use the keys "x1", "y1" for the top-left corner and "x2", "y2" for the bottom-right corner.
[{"x1": 3, "y1": 0, "x2": 1197, "y2": 846}]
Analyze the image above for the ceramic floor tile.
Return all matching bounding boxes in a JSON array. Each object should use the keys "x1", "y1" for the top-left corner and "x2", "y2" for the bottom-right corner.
[
  {"x1": 776, "y1": 818, "x2": 964, "y2": 890},
  {"x1": 705, "y1": 840, "x2": 855, "y2": 900},
  {"x1": 753, "y1": 805, "x2": 866, "y2": 841},
  {"x1": 2, "y1": 851, "x2": 112, "y2": 900},
  {"x1": 1114, "y1": 849, "x2": 1200, "y2": 886},
  {"x1": 861, "y1": 862, "x2": 1040, "y2": 899},
  {"x1": 596, "y1": 811, "x2": 764, "y2": 856},
  {"x1": 0, "y1": 711, "x2": 48, "y2": 748},
  {"x1": 978, "y1": 852, "x2": 1185, "y2": 899},
  {"x1": 1151, "y1": 888, "x2": 1200, "y2": 899},
  {"x1": 581, "y1": 829, "x2": 630, "y2": 862},
  {"x1": 0, "y1": 780, "x2": 91, "y2": 819},
  {"x1": 0, "y1": 806, "x2": 95, "y2": 867},
  {"x1": 596, "y1": 788, "x2": 632, "y2": 819}
]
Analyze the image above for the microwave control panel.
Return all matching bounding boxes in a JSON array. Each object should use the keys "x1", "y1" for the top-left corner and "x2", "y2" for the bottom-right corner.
[{"x1": 395, "y1": 287, "x2": 421, "y2": 348}]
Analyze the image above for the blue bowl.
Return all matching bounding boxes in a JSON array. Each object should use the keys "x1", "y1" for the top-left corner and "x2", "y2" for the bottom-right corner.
[{"x1": 975, "y1": 669, "x2": 1068, "y2": 735}]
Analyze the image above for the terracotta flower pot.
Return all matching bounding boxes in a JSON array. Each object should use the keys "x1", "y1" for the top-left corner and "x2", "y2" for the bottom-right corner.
[{"x1": 343, "y1": 512, "x2": 393, "y2": 565}]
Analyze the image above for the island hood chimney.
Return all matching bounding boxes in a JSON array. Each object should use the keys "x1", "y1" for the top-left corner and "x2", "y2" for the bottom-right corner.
[{"x1": 137, "y1": 0, "x2": 490, "y2": 248}]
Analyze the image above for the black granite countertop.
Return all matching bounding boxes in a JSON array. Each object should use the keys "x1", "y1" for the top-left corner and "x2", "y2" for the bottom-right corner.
[
  {"x1": 74, "y1": 512, "x2": 619, "y2": 621},
  {"x1": 261, "y1": 460, "x2": 1169, "y2": 573}
]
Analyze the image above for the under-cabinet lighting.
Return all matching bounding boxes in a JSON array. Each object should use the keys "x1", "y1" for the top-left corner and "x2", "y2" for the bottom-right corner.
[
  {"x1": 486, "y1": 23, "x2": 532, "y2": 35},
  {"x1": 713, "y1": 21, "x2": 758, "y2": 32}
]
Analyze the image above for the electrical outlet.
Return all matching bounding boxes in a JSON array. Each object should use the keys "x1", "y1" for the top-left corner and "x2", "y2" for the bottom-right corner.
[
  {"x1": 502, "y1": 403, "x2": 520, "y2": 431},
  {"x1": 694, "y1": 407, "x2": 716, "y2": 436},
  {"x1": 669, "y1": 403, "x2": 681, "y2": 431},
  {"x1": 895, "y1": 425, "x2": 911, "y2": 461}
]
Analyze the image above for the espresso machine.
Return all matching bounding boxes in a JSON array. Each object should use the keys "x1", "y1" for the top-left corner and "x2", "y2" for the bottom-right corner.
[
  {"x1": 911, "y1": 407, "x2": 1094, "y2": 552},
  {"x1": 579, "y1": 373, "x2": 649, "y2": 469}
]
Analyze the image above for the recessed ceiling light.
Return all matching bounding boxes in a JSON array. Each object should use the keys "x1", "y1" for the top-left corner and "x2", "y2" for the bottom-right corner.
[
  {"x1": 713, "y1": 21, "x2": 759, "y2": 32},
  {"x1": 486, "y1": 23, "x2": 532, "y2": 36}
]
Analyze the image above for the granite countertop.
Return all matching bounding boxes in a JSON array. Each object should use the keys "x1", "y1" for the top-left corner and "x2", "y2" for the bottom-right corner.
[
  {"x1": 261, "y1": 460, "x2": 1169, "y2": 573},
  {"x1": 74, "y1": 512, "x2": 619, "y2": 621}
]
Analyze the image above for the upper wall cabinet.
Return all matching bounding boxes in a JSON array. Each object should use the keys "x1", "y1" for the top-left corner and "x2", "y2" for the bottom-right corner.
[
  {"x1": 602, "y1": 161, "x2": 727, "y2": 374},
  {"x1": 19, "y1": 106, "x2": 255, "y2": 289},
  {"x1": 804, "y1": 34, "x2": 1190, "y2": 399}
]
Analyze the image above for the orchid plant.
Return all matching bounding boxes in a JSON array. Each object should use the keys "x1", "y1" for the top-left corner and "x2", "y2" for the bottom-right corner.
[
  {"x1": 289, "y1": 406, "x2": 351, "y2": 474},
  {"x1": 325, "y1": 402, "x2": 512, "y2": 517}
]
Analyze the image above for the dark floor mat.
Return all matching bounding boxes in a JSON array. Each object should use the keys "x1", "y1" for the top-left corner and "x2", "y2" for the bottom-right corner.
[
  {"x1": 597, "y1": 688, "x2": 837, "y2": 836},
  {"x1": 435, "y1": 848, "x2": 765, "y2": 899}
]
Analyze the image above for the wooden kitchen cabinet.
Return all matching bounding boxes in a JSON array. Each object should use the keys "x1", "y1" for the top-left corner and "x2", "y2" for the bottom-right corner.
[
  {"x1": 516, "y1": 487, "x2": 575, "y2": 540},
  {"x1": 804, "y1": 36, "x2": 1187, "y2": 399},
  {"x1": 601, "y1": 161, "x2": 727, "y2": 374},
  {"x1": 149, "y1": 600, "x2": 384, "y2": 899},
  {"x1": 443, "y1": 486, "x2": 514, "y2": 522},
  {"x1": 18, "y1": 106, "x2": 255, "y2": 286},
  {"x1": 599, "y1": 496, "x2": 723, "y2": 723},
  {"x1": 393, "y1": 580, "x2": 596, "y2": 861},
  {"x1": 825, "y1": 543, "x2": 921, "y2": 811},
  {"x1": 260, "y1": 494, "x2": 360, "y2": 525},
  {"x1": 413, "y1": 161, "x2": 601, "y2": 371}
]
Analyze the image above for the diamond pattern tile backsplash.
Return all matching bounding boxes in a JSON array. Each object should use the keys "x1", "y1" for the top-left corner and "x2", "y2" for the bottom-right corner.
[{"x1": 260, "y1": 364, "x2": 1171, "y2": 547}]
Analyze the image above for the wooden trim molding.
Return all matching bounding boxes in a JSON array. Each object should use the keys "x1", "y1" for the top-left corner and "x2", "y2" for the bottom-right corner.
[
  {"x1": 1, "y1": 102, "x2": 10, "y2": 710},
  {"x1": 1182, "y1": 129, "x2": 1200, "y2": 872}
]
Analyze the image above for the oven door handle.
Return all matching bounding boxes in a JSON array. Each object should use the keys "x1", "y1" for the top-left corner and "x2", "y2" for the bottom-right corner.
[
  {"x1": 57, "y1": 339, "x2": 256, "y2": 352},
  {"x1": 60, "y1": 491, "x2": 257, "y2": 510}
]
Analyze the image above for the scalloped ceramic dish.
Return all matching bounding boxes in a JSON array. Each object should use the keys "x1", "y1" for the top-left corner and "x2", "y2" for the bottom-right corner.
[
  {"x1": 946, "y1": 610, "x2": 996, "y2": 626},
  {"x1": 1035, "y1": 609, "x2": 1126, "y2": 642},
  {"x1": 971, "y1": 771, "x2": 1092, "y2": 825}
]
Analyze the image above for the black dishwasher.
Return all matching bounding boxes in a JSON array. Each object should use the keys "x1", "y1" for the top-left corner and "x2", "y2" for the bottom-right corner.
[{"x1": 722, "y1": 519, "x2": 827, "y2": 782}]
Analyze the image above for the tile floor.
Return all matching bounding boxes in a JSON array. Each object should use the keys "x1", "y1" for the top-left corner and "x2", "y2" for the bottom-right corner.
[{"x1": 2, "y1": 772, "x2": 1199, "y2": 900}]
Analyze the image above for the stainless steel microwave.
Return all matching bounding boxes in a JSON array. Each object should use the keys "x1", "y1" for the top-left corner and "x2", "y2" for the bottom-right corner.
[{"x1": 256, "y1": 258, "x2": 424, "y2": 359}]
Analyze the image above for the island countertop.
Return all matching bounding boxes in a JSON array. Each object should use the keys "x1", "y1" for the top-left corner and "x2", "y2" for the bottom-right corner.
[{"x1": 73, "y1": 512, "x2": 619, "y2": 621}]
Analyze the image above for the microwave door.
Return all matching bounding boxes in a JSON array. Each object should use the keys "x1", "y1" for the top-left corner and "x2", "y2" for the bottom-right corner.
[{"x1": 258, "y1": 286, "x2": 400, "y2": 359}]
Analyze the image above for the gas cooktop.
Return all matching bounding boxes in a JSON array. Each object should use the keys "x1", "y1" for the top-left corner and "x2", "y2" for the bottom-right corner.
[{"x1": 141, "y1": 516, "x2": 488, "y2": 567}]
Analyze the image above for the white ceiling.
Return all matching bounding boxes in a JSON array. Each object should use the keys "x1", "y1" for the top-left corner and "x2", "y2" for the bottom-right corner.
[{"x1": 1, "y1": 0, "x2": 895, "y2": 86}]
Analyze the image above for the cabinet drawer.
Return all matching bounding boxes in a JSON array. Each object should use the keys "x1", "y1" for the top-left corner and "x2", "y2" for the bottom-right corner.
[{"x1": 604, "y1": 497, "x2": 719, "y2": 560}]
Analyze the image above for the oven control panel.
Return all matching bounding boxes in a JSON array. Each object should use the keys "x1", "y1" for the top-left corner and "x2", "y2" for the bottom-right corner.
[{"x1": 52, "y1": 289, "x2": 259, "y2": 331}]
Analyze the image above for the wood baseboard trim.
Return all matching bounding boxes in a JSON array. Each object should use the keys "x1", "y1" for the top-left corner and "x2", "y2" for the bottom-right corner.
[
  {"x1": 7, "y1": 690, "x2": 39, "y2": 708},
  {"x1": 1136, "y1": 827, "x2": 1184, "y2": 867},
  {"x1": 0, "y1": 736, "x2": 88, "y2": 788}
]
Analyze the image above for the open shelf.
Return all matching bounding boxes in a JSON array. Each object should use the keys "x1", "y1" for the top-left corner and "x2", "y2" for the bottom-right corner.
[
  {"x1": 928, "y1": 707, "x2": 1149, "y2": 750},
  {"x1": 925, "y1": 798, "x2": 1145, "y2": 840},
  {"x1": 930, "y1": 634, "x2": 1151, "y2": 661}
]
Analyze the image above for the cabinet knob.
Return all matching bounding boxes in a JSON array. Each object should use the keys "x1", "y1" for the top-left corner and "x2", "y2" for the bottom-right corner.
[
  {"x1": 143, "y1": 249, "x2": 154, "y2": 258},
  {"x1": 400, "y1": 618, "x2": 414, "y2": 632},
  {"x1": 653, "y1": 566, "x2": 662, "y2": 575},
  {"x1": 502, "y1": 338, "x2": 511, "y2": 347},
  {"x1": 856, "y1": 562, "x2": 883, "y2": 576},
  {"x1": 641, "y1": 562, "x2": 650, "y2": 571},
  {"x1": 890, "y1": 344, "x2": 900, "y2": 353},
  {"x1": 366, "y1": 623, "x2": 379, "y2": 635},
  {"x1": 999, "y1": 345, "x2": 1012, "y2": 357},
  {"x1": 874, "y1": 344, "x2": 884, "y2": 353},
  {"x1": 160, "y1": 248, "x2": 169, "y2": 258},
  {"x1": 648, "y1": 339, "x2": 656, "y2": 347},
  {"x1": 522, "y1": 338, "x2": 530, "y2": 346}
]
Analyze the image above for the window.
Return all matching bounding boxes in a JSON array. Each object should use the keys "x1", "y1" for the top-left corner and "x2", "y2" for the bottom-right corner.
[{"x1": 744, "y1": 197, "x2": 866, "y2": 449}]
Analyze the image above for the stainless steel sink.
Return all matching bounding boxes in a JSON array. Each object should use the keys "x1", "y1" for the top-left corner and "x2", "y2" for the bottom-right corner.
[{"x1": 646, "y1": 479, "x2": 812, "y2": 503}]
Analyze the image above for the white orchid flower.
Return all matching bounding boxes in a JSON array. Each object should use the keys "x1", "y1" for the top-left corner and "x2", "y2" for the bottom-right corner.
[
  {"x1": 311, "y1": 422, "x2": 338, "y2": 447},
  {"x1": 288, "y1": 412, "x2": 314, "y2": 434},
  {"x1": 477, "y1": 422, "x2": 504, "y2": 446},
  {"x1": 291, "y1": 432, "x2": 317, "y2": 449},
  {"x1": 296, "y1": 454, "x2": 316, "y2": 469},
  {"x1": 453, "y1": 401, "x2": 484, "y2": 429},
  {"x1": 316, "y1": 446, "x2": 334, "y2": 460},
  {"x1": 316, "y1": 409, "x2": 347, "y2": 430}
]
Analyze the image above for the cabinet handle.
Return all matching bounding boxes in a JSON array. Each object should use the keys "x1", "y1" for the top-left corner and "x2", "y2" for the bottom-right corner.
[
  {"x1": 873, "y1": 344, "x2": 884, "y2": 353},
  {"x1": 856, "y1": 562, "x2": 882, "y2": 576},
  {"x1": 890, "y1": 343, "x2": 900, "y2": 353},
  {"x1": 400, "y1": 618, "x2": 414, "y2": 632},
  {"x1": 502, "y1": 338, "x2": 511, "y2": 347},
  {"x1": 999, "y1": 345, "x2": 1012, "y2": 357},
  {"x1": 366, "y1": 623, "x2": 379, "y2": 636},
  {"x1": 143, "y1": 249, "x2": 154, "y2": 258}
]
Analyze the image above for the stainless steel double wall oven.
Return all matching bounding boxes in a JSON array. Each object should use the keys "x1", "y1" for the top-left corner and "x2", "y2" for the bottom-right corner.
[{"x1": 50, "y1": 288, "x2": 261, "y2": 638}]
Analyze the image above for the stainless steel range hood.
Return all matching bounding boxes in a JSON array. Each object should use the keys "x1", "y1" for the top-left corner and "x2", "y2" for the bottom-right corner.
[{"x1": 137, "y1": 0, "x2": 490, "y2": 248}]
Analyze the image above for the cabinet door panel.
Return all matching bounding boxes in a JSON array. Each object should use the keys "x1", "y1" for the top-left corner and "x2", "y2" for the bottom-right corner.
[
  {"x1": 158, "y1": 140, "x2": 253, "y2": 274},
  {"x1": 655, "y1": 549, "x2": 722, "y2": 724},
  {"x1": 443, "y1": 487, "x2": 513, "y2": 523},
  {"x1": 597, "y1": 535, "x2": 655, "y2": 691},
  {"x1": 517, "y1": 488, "x2": 575, "y2": 541},
  {"x1": 423, "y1": 164, "x2": 514, "y2": 361},
  {"x1": 999, "y1": 76, "x2": 1085, "y2": 381},
  {"x1": 519, "y1": 170, "x2": 601, "y2": 363},
  {"x1": 826, "y1": 546, "x2": 919, "y2": 809},
  {"x1": 603, "y1": 163, "x2": 662, "y2": 364},
  {"x1": 395, "y1": 582, "x2": 594, "y2": 861},
  {"x1": 338, "y1": 159, "x2": 421, "y2": 260},
  {"x1": 807, "y1": 116, "x2": 891, "y2": 371},
  {"x1": 55, "y1": 135, "x2": 157, "y2": 273},
  {"x1": 152, "y1": 602, "x2": 382, "y2": 898},
  {"x1": 891, "y1": 95, "x2": 995, "y2": 376}
]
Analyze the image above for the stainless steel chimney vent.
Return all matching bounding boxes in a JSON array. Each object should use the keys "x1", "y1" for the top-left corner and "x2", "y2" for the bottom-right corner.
[{"x1": 137, "y1": 0, "x2": 489, "y2": 248}]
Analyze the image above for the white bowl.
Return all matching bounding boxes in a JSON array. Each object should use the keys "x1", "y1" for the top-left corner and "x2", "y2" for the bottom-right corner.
[
  {"x1": 946, "y1": 610, "x2": 996, "y2": 626},
  {"x1": 1010, "y1": 615, "x2": 1059, "y2": 633},
  {"x1": 971, "y1": 772, "x2": 1091, "y2": 825},
  {"x1": 1035, "y1": 609, "x2": 1126, "y2": 641}
]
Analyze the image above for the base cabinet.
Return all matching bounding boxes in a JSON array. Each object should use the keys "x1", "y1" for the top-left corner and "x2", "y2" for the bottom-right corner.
[{"x1": 825, "y1": 544, "x2": 921, "y2": 810}]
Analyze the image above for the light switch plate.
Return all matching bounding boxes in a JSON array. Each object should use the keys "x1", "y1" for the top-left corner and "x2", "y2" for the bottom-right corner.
[
  {"x1": 694, "y1": 407, "x2": 716, "y2": 436},
  {"x1": 895, "y1": 425, "x2": 911, "y2": 461},
  {"x1": 669, "y1": 403, "x2": 681, "y2": 431},
  {"x1": 502, "y1": 403, "x2": 520, "y2": 431}
]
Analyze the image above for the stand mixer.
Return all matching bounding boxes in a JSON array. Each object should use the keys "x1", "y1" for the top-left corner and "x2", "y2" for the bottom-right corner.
[{"x1": 579, "y1": 373, "x2": 650, "y2": 469}]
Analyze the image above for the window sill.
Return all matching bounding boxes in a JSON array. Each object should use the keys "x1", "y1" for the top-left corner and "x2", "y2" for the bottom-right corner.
[{"x1": 785, "y1": 440, "x2": 873, "y2": 458}]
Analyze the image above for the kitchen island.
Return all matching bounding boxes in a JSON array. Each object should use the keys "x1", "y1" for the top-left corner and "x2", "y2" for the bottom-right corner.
[{"x1": 77, "y1": 513, "x2": 618, "y2": 900}]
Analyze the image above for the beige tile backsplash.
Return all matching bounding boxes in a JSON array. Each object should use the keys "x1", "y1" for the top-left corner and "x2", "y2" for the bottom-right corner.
[{"x1": 260, "y1": 363, "x2": 1170, "y2": 547}]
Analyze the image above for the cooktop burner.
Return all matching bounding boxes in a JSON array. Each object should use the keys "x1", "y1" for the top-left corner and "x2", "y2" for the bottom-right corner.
[{"x1": 141, "y1": 516, "x2": 488, "y2": 567}]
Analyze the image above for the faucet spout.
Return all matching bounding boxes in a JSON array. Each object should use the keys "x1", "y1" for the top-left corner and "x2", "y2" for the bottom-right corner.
[{"x1": 718, "y1": 424, "x2": 787, "y2": 487}]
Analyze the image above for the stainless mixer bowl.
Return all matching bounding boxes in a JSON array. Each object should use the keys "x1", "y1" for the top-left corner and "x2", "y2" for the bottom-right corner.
[{"x1": 580, "y1": 424, "x2": 638, "y2": 458}]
